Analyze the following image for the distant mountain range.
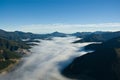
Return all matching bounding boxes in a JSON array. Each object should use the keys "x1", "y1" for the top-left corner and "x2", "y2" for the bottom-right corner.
[
  {"x1": 0, "y1": 29, "x2": 69, "y2": 41},
  {"x1": 73, "y1": 31, "x2": 120, "y2": 42},
  {"x1": 0, "y1": 29, "x2": 45, "y2": 41},
  {"x1": 1, "y1": 29, "x2": 120, "y2": 42}
]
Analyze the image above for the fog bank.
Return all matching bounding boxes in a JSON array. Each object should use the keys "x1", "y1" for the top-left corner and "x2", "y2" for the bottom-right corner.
[{"x1": 0, "y1": 37, "x2": 91, "y2": 80}]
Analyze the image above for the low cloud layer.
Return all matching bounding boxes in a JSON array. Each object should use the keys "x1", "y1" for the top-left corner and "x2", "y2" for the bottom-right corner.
[
  {"x1": 19, "y1": 23, "x2": 120, "y2": 33},
  {"x1": 0, "y1": 37, "x2": 92, "y2": 80}
]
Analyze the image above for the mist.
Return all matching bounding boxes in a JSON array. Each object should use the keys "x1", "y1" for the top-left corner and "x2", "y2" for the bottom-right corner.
[{"x1": 0, "y1": 37, "x2": 92, "y2": 80}]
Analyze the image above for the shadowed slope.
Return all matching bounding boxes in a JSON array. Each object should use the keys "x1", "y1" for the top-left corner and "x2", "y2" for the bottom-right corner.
[{"x1": 62, "y1": 37, "x2": 120, "y2": 80}]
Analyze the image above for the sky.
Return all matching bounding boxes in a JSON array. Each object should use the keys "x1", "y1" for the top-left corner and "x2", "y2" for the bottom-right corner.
[{"x1": 0, "y1": 0, "x2": 120, "y2": 33}]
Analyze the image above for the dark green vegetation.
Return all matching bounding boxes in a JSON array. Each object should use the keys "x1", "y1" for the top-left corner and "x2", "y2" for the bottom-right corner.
[
  {"x1": 0, "y1": 29, "x2": 34, "y2": 71},
  {"x1": 62, "y1": 37, "x2": 120, "y2": 80},
  {"x1": 0, "y1": 60, "x2": 15, "y2": 70},
  {"x1": 0, "y1": 37, "x2": 24, "y2": 70}
]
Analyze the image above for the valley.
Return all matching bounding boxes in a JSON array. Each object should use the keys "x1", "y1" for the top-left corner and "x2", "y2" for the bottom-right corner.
[{"x1": 0, "y1": 29, "x2": 120, "y2": 80}]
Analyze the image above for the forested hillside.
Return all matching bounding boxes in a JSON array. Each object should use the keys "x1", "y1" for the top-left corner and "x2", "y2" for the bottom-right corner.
[{"x1": 62, "y1": 36, "x2": 120, "y2": 80}]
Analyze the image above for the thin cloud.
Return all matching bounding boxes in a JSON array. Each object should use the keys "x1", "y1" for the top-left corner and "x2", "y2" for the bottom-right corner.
[
  {"x1": 0, "y1": 37, "x2": 92, "y2": 80},
  {"x1": 19, "y1": 23, "x2": 120, "y2": 33}
]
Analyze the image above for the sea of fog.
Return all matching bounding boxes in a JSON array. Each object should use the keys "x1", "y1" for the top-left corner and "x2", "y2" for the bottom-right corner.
[{"x1": 0, "y1": 37, "x2": 92, "y2": 80}]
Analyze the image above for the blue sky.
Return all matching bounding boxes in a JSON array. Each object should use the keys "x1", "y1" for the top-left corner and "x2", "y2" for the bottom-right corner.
[{"x1": 0, "y1": 0, "x2": 120, "y2": 33}]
